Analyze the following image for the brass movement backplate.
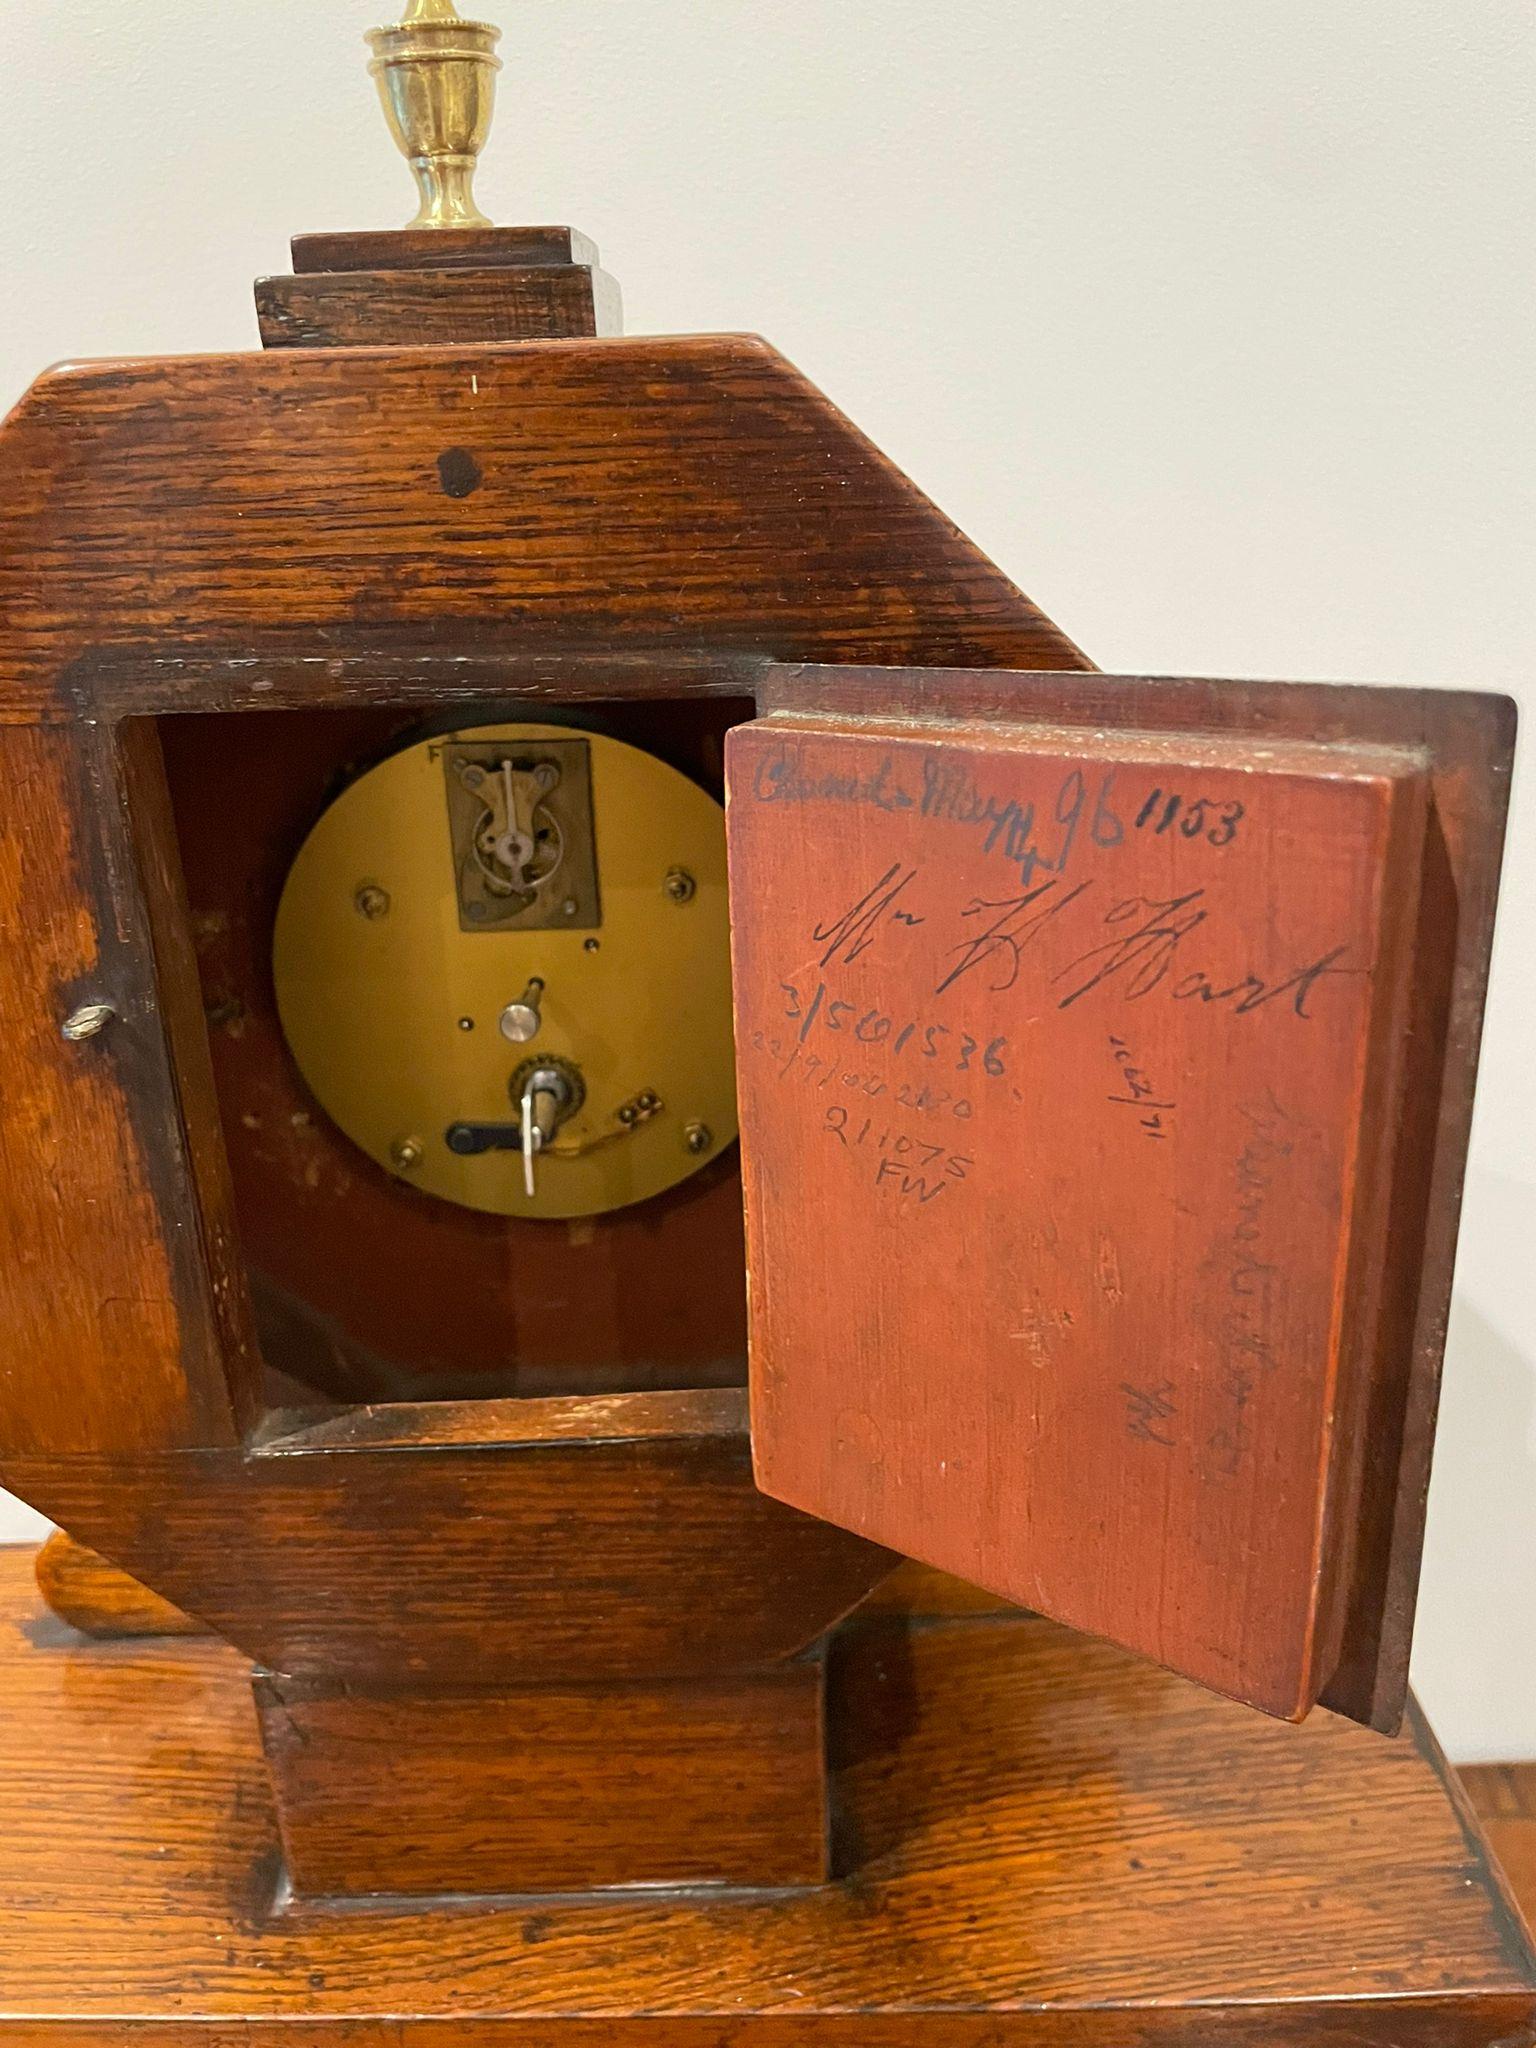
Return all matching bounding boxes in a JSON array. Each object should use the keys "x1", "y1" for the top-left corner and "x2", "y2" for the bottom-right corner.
[
  {"x1": 443, "y1": 735, "x2": 599, "y2": 931},
  {"x1": 273, "y1": 724, "x2": 737, "y2": 1220}
]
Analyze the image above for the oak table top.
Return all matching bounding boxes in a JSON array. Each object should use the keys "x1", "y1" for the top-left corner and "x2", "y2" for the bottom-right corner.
[{"x1": 0, "y1": 1545, "x2": 1529, "y2": 2044}]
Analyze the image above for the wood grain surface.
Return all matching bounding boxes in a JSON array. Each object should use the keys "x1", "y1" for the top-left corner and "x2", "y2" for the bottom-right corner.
[
  {"x1": 28, "y1": 1538, "x2": 1011, "y2": 1645},
  {"x1": 257, "y1": 1658, "x2": 828, "y2": 1897},
  {"x1": 0, "y1": 335, "x2": 1086, "y2": 726},
  {"x1": 288, "y1": 228, "x2": 604, "y2": 274},
  {"x1": 1465, "y1": 1765, "x2": 1536, "y2": 1936},
  {"x1": 0, "y1": 721, "x2": 250, "y2": 1457},
  {"x1": 254, "y1": 265, "x2": 621, "y2": 348},
  {"x1": 0, "y1": 1547, "x2": 1528, "y2": 2044},
  {"x1": 4, "y1": 1394, "x2": 891, "y2": 1684},
  {"x1": 260, "y1": 223, "x2": 619, "y2": 349},
  {"x1": 33, "y1": 1530, "x2": 201, "y2": 1639}
]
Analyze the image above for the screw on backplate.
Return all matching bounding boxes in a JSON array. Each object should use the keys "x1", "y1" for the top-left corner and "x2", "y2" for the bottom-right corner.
[
  {"x1": 355, "y1": 884, "x2": 391, "y2": 921},
  {"x1": 684, "y1": 1121, "x2": 713, "y2": 1155},
  {"x1": 664, "y1": 868, "x2": 697, "y2": 906},
  {"x1": 390, "y1": 1135, "x2": 425, "y2": 1171},
  {"x1": 61, "y1": 1002, "x2": 115, "y2": 1043}
]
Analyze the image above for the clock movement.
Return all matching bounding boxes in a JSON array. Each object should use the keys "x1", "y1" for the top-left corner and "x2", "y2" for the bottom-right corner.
[
  {"x1": 0, "y1": 7, "x2": 1528, "y2": 2045},
  {"x1": 272, "y1": 721, "x2": 736, "y2": 1219}
]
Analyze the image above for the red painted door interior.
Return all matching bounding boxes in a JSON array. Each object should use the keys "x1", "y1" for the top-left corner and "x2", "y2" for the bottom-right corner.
[{"x1": 726, "y1": 668, "x2": 1514, "y2": 1730}]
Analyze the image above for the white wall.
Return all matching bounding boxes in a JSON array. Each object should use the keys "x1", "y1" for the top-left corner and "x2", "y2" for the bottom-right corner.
[{"x1": 2, "y1": 2, "x2": 1531, "y2": 1761}]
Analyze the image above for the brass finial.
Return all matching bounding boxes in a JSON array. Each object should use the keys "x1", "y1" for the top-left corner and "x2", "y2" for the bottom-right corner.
[{"x1": 366, "y1": 0, "x2": 503, "y2": 230}]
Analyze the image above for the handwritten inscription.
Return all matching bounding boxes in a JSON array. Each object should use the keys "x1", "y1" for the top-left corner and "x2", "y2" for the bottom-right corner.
[
  {"x1": 824, "y1": 1106, "x2": 972, "y2": 1207},
  {"x1": 812, "y1": 863, "x2": 924, "y2": 968},
  {"x1": 752, "y1": 749, "x2": 915, "y2": 811},
  {"x1": 1122, "y1": 1381, "x2": 1177, "y2": 1448},
  {"x1": 1133, "y1": 787, "x2": 1244, "y2": 848},
  {"x1": 919, "y1": 760, "x2": 1125, "y2": 892},
  {"x1": 752, "y1": 744, "x2": 1127, "y2": 875},
  {"x1": 753, "y1": 743, "x2": 1252, "y2": 883},
  {"x1": 1106, "y1": 1034, "x2": 1175, "y2": 1139},
  {"x1": 1054, "y1": 891, "x2": 1354, "y2": 1021},
  {"x1": 780, "y1": 978, "x2": 1008, "y2": 1078},
  {"x1": 1206, "y1": 1092, "x2": 1297, "y2": 1480},
  {"x1": 936, "y1": 880, "x2": 1089, "y2": 996},
  {"x1": 917, "y1": 876, "x2": 1354, "y2": 1024},
  {"x1": 750, "y1": 1032, "x2": 978, "y2": 1120},
  {"x1": 766, "y1": 751, "x2": 1333, "y2": 1026}
]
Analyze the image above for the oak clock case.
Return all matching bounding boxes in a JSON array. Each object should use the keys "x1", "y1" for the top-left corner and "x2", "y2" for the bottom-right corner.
[{"x1": 0, "y1": 7, "x2": 1527, "y2": 2042}]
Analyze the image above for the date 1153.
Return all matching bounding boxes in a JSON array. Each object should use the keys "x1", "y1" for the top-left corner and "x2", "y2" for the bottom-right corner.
[{"x1": 780, "y1": 978, "x2": 1008, "y2": 1078}]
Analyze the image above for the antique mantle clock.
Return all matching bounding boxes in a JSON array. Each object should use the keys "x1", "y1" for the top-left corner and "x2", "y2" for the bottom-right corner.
[{"x1": 0, "y1": 8, "x2": 1528, "y2": 2045}]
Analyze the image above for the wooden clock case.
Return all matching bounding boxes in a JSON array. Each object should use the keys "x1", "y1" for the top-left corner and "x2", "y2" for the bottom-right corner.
[{"x1": 0, "y1": 224, "x2": 1530, "y2": 2045}]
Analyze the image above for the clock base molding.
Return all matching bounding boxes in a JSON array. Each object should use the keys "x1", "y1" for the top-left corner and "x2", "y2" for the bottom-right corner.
[{"x1": 0, "y1": 1546, "x2": 1529, "y2": 2048}]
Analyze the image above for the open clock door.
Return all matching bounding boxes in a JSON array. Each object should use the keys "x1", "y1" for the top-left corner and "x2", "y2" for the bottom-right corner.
[{"x1": 725, "y1": 665, "x2": 1513, "y2": 1729}]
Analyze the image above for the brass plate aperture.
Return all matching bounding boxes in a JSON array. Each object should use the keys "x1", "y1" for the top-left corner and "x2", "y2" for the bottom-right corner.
[{"x1": 272, "y1": 724, "x2": 737, "y2": 1220}]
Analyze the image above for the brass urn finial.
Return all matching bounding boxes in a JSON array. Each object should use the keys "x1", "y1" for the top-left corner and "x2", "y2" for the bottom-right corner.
[{"x1": 366, "y1": 0, "x2": 503, "y2": 230}]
